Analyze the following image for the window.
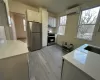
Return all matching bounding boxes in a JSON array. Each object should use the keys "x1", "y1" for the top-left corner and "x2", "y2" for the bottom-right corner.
[
  {"x1": 23, "y1": 19, "x2": 26, "y2": 31},
  {"x1": 77, "y1": 6, "x2": 100, "y2": 40},
  {"x1": 60, "y1": 16, "x2": 67, "y2": 25},
  {"x1": 58, "y1": 16, "x2": 67, "y2": 35}
]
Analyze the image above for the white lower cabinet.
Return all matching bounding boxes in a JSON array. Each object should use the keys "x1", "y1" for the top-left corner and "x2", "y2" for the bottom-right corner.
[
  {"x1": 0, "y1": 54, "x2": 29, "y2": 80},
  {"x1": 61, "y1": 60, "x2": 94, "y2": 80}
]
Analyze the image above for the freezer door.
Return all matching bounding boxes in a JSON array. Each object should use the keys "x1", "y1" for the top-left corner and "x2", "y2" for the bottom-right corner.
[
  {"x1": 31, "y1": 22, "x2": 42, "y2": 33},
  {"x1": 30, "y1": 33, "x2": 42, "y2": 51}
]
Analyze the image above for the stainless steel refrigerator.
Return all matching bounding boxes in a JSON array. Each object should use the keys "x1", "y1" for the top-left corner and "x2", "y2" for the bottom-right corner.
[{"x1": 27, "y1": 21, "x2": 42, "y2": 51}]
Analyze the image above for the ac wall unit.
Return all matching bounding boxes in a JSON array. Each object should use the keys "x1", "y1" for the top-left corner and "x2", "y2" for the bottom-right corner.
[{"x1": 66, "y1": 6, "x2": 80, "y2": 15}]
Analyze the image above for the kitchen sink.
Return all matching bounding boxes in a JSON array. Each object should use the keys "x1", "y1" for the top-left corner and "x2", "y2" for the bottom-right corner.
[{"x1": 85, "y1": 46, "x2": 100, "y2": 54}]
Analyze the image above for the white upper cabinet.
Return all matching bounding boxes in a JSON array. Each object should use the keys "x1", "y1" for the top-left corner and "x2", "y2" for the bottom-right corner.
[
  {"x1": 48, "y1": 16, "x2": 56, "y2": 27},
  {"x1": 26, "y1": 9, "x2": 41, "y2": 23}
]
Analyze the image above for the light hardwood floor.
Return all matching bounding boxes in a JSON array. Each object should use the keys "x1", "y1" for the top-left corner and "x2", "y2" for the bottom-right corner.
[{"x1": 28, "y1": 45, "x2": 66, "y2": 80}]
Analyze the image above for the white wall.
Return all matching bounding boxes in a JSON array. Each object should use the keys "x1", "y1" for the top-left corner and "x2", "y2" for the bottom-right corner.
[
  {"x1": 40, "y1": 8, "x2": 48, "y2": 47},
  {"x1": 10, "y1": 12, "x2": 17, "y2": 40}
]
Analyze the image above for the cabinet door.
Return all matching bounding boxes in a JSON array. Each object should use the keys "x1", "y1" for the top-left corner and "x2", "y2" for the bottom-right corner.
[
  {"x1": 26, "y1": 10, "x2": 41, "y2": 23},
  {"x1": 48, "y1": 17, "x2": 56, "y2": 27},
  {"x1": 62, "y1": 60, "x2": 94, "y2": 80},
  {"x1": 0, "y1": 54, "x2": 29, "y2": 80}
]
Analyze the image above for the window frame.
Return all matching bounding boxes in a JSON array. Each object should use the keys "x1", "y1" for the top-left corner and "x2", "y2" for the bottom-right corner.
[{"x1": 77, "y1": 7, "x2": 100, "y2": 41}]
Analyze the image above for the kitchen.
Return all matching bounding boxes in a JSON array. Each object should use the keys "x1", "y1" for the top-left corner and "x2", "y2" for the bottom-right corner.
[
  {"x1": 48, "y1": 15, "x2": 57, "y2": 46},
  {"x1": 0, "y1": 0, "x2": 100, "y2": 80}
]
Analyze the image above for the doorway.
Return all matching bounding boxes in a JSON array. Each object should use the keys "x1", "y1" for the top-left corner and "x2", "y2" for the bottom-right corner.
[{"x1": 10, "y1": 12, "x2": 27, "y2": 43}]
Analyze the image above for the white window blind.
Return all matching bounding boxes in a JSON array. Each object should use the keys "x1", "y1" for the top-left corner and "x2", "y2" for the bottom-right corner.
[
  {"x1": 58, "y1": 16, "x2": 67, "y2": 35},
  {"x1": 77, "y1": 6, "x2": 100, "y2": 40}
]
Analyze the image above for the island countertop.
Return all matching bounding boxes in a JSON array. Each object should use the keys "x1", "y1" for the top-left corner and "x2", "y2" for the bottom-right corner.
[
  {"x1": 63, "y1": 44, "x2": 100, "y2": 80},
  {"x1": 0, "y1": 40, "x2": 28, "y2": 59}
]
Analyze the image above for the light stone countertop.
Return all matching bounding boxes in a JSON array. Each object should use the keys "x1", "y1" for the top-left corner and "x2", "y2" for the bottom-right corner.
[
  {"x1": 63, "y1": 44, "x2": 100, "y2": 80},
  {"x1": 0, "y1": 40, "x2": 28, "y2": 59}
]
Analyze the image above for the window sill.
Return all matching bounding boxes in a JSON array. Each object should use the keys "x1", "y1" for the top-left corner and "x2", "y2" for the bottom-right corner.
[{"x1": 74, "y1": 37, "x2": 93, "y2": 42}]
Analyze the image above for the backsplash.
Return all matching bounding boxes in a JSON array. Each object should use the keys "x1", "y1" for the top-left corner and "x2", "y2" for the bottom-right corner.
[{"x1": 48, "y1": 27, "x2": 57, "y2": 34}]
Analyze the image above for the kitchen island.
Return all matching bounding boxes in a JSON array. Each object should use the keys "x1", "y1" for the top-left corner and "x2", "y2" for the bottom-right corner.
[
  {"x1": 0, "y1": 40, "x2": 29, "y2": 80},
  {"x1": 61, "y1": 44, "x2": 100, "y2": 80}
]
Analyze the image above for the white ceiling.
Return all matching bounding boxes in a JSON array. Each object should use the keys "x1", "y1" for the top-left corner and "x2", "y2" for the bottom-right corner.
[{"x1": 13, "y1": 0, "x2": 93, "y2": 14}]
